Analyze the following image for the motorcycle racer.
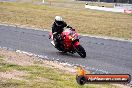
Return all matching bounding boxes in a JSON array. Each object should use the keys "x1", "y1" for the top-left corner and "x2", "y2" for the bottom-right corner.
[
  {"x1": 51, "y1": 16, "x2": 69, "y2": 51},
  {"x1": 49, "y1": 23, "x2": 86, "y2": 58}
]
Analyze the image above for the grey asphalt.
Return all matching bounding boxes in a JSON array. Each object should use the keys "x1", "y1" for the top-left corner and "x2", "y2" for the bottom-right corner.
[{"x1": 0, "y1": 25, "x2": 132, "y2": 75}]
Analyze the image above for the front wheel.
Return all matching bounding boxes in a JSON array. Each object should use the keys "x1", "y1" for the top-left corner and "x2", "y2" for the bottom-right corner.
[{"x1": 75, "y1": 45, "x2": 86, "y2": 58}]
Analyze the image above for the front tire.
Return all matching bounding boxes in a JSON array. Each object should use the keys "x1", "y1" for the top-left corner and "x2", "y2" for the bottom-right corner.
[{"x1": 75, "y1": 45, "x2": 86, "y2": 58}]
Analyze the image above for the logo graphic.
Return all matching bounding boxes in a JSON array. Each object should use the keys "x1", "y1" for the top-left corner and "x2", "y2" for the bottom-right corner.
[{"x1": 76, "y1": 66, "x2": 131, "y2": 85}]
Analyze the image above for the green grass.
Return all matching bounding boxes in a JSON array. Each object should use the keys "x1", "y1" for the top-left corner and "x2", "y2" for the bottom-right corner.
[
  {"x1": 0, "y1": 55, "x2": 14, "y2": 72},
  {"x1": 0, "y1": 78, "x2": 26, "y2": 88},
  {"x1": 0, "y1": 56, "x2": 4, "y2": 61},
  {"x1": 0, "y1": 1, "x2": 132, "y2": 39},
  {"x1": 0, "y1": 56, "x2": 119, "y2": 88},
  {"x1": 0, "y1": 62, "x2": 21, "y2": 72},
  {"x1": 0, "y1": 65, "x2": 117, "y2": 88}
]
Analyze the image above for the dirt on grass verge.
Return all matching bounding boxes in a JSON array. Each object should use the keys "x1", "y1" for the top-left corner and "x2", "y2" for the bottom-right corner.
[{"x1": 0, "y1": 48, "x2": 76, "y2": 73}]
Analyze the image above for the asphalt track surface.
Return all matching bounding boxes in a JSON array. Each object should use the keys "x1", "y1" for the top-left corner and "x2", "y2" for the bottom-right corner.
[{"x1": 0, "y1": 25, "x2": 132, "y2": 75}]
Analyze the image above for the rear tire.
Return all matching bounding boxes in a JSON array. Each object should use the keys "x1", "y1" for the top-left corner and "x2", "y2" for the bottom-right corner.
[{"x1": 76, "y1": 45, "x2": 86, "y2": 58}]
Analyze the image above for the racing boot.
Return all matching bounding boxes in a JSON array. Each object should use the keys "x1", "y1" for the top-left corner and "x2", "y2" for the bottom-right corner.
[{"x1": 51, "y1": 41, "x2": 56, "y2": 47}]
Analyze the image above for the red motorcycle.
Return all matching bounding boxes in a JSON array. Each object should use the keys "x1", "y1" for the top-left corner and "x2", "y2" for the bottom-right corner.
[{"x1": 49, "y1": 27, "x2": 86, "y2": 58}]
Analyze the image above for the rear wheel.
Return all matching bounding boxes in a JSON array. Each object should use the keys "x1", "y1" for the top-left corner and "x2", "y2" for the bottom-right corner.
[{"x1": 76, "y1": 45, "x2": 86, "y2": 58}]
